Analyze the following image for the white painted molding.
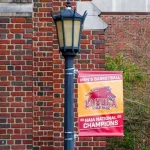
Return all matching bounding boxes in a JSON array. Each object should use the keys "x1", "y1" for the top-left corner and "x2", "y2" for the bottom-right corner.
[
  {"x1": 77, "y1": 2, "x2": 108, "y2": 30},
  {"x1": 0, "y1": 0, "x2": 32, "y2": 2},
  {"x1": 0, "y1": 3, "x2": 32, "y2": 13},
  {"x1": 77, "y1": 2, "x2": 101, "y2": 16},
  {"x1": 0, "y1": 12, "x2": 32, "y2": 17},
  {"x1": 92, "y1": 0, "x2": 150, "y2": 12}
]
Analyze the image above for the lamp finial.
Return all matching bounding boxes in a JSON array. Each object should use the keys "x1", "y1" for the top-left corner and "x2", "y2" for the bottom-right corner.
[{"x1": 66, "y1": 0, "x2": 71, "y2": 8}]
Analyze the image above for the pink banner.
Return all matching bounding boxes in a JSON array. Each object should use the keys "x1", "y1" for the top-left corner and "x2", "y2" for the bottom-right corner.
[
  {"x1": 78, "y1": 113, "x2": 123, "y2": 137},
  {"x1": 78, "y1": 71, "x2": 124, "y2": 137}
]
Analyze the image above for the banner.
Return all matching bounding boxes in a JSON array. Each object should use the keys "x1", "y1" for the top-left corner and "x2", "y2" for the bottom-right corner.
[{"x1": 78, "y1": 71, "x2": 124, "y2": 137}]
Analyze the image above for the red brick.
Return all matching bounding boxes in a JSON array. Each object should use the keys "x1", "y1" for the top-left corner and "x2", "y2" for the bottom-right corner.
[
  {"x1": 7, "y1": 140, "x2": 14, "y2": 144},
  {"x1": 0, "y1": 45, "x2": 6, "y2": 49},
  {"x1": 100, "y1": 141, "x2": 107, "y2": 146},
  {"x1": 39, "y1": 37, "x2": 52, "y2": 41},
  {"x1": 11, "y1": 145, "x2": 25, "y2": 150},
  {"x1": 81, "y1": 39, "x2": 90, "y2": 44},
  {"x1": 23, "y1": 140, "x2": 32, "y2": 144},
  {"x1": 39, "y1": 18, "x2": 52, "y2": 22},
  {"x1": 22, "y1": 24, "x2": 32, "y2": 28},
  {"x1": 11, "y1": 103, "x2": 25, "y2": 107},
  {"x1": 7, "y1": 24, "x2": 14, "y2": 28},
  {"x1": 0, "y1": 40, "x2": 10, "y2": 44},
  {"x1": 11, "y1": 134, "x2": 25, "y2": 139},
  {"x1": 0, "y1": 146, "x2": 10, "y2": 149},
  {"x1": 0, "y1": 29, "x2": 9, "y2": 33},
  {"x1": 0, "y1": 71, "x2": 10, "y2": 76},
  {"x1": 39, "y1": 8, "x2": 52, "y2": 12},
  {"x1": 39, "y1": 27, "x2": 52, "y2": 32},
  {"x1": 11, "y1": 40, "x2": 25, "y2": 44},
  {"x1": 0, "y1": 102, "x2": 9, "y2": 106},
  {"x1": 0, "y1": 129, "x2": 6, "y2": 134},
  {"x1": 23, "y1": 33, "x2": 32, "y2": 38},
  {"x1": 41, "y1": 147, "x2": 53, "y2": 150},
  {"x1": 11, "y1": 113, "x2": 25, "y2": 117},
  {"x1": 15, "y1": 24, "x2": 21, "y2": 28},
  {"x1": 79, "y1": 148, "x2": 92, "y2": 150},
  {"x1": 22, "y1": 129, "x2": 32, "y2": 134},
  {"x1": 7, "y1": 34, "x2": 14, "y2": 39},
  {"x1": 11, "y1": 124, "x2": 25, "y2": 128},
  {"x1": 11, "y1": 18, "x2": 26, "y2": 23},
  {"x1": 10, "y1": 29, "x2": 24, "y2": 33},
  {"x1": 0, "y1": 82, "x2": 10, "y2": 86},
  {"x1": 11, "y1": 92, "x2": 25, "y2": 96}
]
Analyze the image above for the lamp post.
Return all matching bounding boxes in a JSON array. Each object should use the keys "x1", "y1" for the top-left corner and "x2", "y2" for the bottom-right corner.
[{"x1": 52, "y1": 1, "x2": 87, "y2": 150}]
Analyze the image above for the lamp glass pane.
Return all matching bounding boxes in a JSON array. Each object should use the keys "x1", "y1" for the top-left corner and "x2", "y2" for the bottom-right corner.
[
  {"x1": 64, "y1": 20, "x2": 72, "y2": 47},
  {"x1": 74, "y1": 21, "x2": 81, "y2": 47},
  {"x1": 56, "y1": 21, "x2": 64, "y2": 47}
]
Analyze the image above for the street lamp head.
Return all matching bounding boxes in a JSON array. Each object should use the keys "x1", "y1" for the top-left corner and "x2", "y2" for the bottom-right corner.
[{"x1": 52, "y1": 5, "x2": 87, "y2": 56}]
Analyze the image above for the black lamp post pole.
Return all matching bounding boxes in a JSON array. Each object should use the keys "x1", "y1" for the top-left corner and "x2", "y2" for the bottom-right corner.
[
  {"x1": 64, "y1": 1, "x2": 75, "y2": 150},
  {"x1": 52, "y1": 1, "x2": 87, "y2": 149},
  {"x1": 63, "y1": 54, "x2": 75, "y2": 150}
]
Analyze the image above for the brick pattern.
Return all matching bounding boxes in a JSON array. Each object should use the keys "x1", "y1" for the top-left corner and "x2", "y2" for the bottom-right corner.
[
  {"x1": 0, "y1": 1, "x2": 106, "y2": 150},
  {"x1": 102, "y1": 15, "x2": 150, "y2": 57},
  {"x1": 0, "y1": 17, "x2": 33, "y2": 150},
  {"x1": 1, "y1": 2, "x2": 150, "y2": 150},
  {"x1": 52, "y1": 28, "x2": 106, "y2": 149},
  {"x1": 33, "y1": 0, "x2": 53, "y2": 149},
  {"x1": 52, "y1": 1, "x2": 106, "y2": 150}
]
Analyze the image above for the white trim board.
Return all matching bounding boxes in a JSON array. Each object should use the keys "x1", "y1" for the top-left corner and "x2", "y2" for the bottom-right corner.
[
  {"x1": 77, "y1": 2, "x2": 108, "y2": 30},
  {"x1": 0, "y1": 12, "x2": 32, "y2": 17},
  {"x1": 0, "y1": 3, "x2": 32, "y2": 13},
  {"x1": 92, "y1": 0, "x2": 150, "y2": 12},
  {"x1": 0, "y1": 0, "x2": 32, "y2": 2}
]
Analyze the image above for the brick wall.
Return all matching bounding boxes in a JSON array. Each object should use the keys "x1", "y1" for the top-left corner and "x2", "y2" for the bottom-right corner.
[
  {"x1": 33, "y1": 0, "x2": 106, "y2": 149},
  {"x1": 33, "y1": 0, "x2": 53, "y2": 149},
  {"x1": 31, "y1": 1, "x2": 150, "y2": 150},
  {"x1": 52, "y1": 1, "x2": 106, "y2": 150},
  {"x1": 52, "y1": 29, "x2": 106, "y2": 150},
  {"x1": 0, "y1": 16, "x2": 33, "y2": 150},
  {"x1": 102, "y1": 13, "x2": 150, "y2": 57},
  {"x1": 0, "y1": 1, "x2": 106, "y2": 150}
]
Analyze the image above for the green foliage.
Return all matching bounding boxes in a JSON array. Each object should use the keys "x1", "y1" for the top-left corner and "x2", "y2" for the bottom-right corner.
[
  {"x1": 107, "y1": 130, "x2": 135, "y2": 150},
  {"x1": 142, "y1": 148, "x2": 149, "y2": 150},
  {"x1": 105, "y1": 53, "x2": 150, "y2": 150},
  {"x1": 105, "y1": 53, "x2": 146, "y2": 90}
]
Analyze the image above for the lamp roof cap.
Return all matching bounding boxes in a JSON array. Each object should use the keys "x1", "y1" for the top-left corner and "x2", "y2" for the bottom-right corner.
[{"x1": 53, "y1": 7, "x2": 87, "y2": 21}]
